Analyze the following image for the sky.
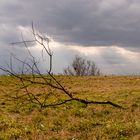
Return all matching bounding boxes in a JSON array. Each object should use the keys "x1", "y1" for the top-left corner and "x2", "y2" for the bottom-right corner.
[{"x1": 0, "y1": 0, "x2": 140, "y2": 75}]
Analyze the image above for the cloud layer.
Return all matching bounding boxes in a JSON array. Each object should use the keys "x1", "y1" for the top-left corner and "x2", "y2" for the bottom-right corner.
[
  {"x1": 1, "y1": 0, "x2": 140, "y2": 48},
  {"x1": 0, "y1": 0, "x2": 140, "y2": 74}
]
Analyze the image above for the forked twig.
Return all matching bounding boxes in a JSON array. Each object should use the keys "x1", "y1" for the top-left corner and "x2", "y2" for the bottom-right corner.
[{"x1": 0, "y1": 24, "x2": 125, "y2": 110}]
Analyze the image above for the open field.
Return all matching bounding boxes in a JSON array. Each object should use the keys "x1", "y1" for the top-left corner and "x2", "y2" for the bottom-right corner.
[{"x1": 0, "y1": 76, "x2": 140, "y2": 140}]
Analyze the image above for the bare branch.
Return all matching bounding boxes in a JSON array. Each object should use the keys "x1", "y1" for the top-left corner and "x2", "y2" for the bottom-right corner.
[{"x1": 0, "y1": 24, "x2": 125, "y2": 110}]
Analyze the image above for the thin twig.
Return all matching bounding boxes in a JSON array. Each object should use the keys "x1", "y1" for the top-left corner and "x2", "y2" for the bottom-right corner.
[{"x1": 0, "y1": 24, "x2": 125, "y2": 110}]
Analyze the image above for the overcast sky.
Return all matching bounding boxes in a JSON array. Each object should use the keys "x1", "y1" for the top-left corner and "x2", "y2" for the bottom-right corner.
[{"x1": 0, "y1": 0, "x2": 140, "y2": 75}]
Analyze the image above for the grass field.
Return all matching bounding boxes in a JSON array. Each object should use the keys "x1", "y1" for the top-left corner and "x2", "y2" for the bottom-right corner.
[{"x1": 0, "y1": 76, "x2": 140, "y2": 140}]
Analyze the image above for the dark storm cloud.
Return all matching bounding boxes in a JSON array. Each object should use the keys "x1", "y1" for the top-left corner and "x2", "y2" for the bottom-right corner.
[
  {"x1": 0, "y1": 0, "x2": 140, "y2": 75},
  {"x1": 1, "y1": 0, "x2": 140, "y2": 49}
]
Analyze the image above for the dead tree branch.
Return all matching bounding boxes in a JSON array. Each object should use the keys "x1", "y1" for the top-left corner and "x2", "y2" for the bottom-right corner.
[{"x1": 0, "y1": 24, "x2": 125, "y2": 110}]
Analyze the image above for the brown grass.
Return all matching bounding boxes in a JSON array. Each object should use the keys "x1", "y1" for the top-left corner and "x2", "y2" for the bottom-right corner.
[{"x1": 0, "y1": 76, "x2": 140, "y2": 140}]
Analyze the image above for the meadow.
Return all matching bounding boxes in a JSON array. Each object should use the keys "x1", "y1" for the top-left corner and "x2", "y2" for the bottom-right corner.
[{"x1": 0, "y1": 76, "x2": 140, "y2": 140}]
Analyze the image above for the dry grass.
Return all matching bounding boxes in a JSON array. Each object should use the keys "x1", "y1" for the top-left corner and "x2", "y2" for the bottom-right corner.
[{"x1": 0, "y1": 76, "x2": 140, "y2": 140}]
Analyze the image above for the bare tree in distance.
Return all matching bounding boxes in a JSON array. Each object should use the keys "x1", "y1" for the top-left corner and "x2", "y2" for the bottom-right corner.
[
  {"x1": 64, "y1": 55, "x2": 101, "y2": 76},
  {"x1": 0, "y1": 24, "x2": 125, "y2": 110}
]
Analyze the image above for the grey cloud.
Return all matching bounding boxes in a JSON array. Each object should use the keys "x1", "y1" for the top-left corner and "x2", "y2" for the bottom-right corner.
[
  {"x1": 97, "y1": 48, "x2": 130, "y2": 65},
  {"x1": 0, "y1": 0, "x2": 140, "y2": 75},
  {"x1": 0, "y1": 24, "x2": 19, "y2": 44},
  {"x1": 1, "y1": 0, "x2": 140, "y2": 50}
]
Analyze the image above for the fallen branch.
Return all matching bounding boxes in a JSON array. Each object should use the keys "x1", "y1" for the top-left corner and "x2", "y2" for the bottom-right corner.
[
  {"x1": 0, "y1": 24, "x2": 125, "y2": 110},
  {"x1": 42, "y1": 98, "x2": 125, "y2": 109}
]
